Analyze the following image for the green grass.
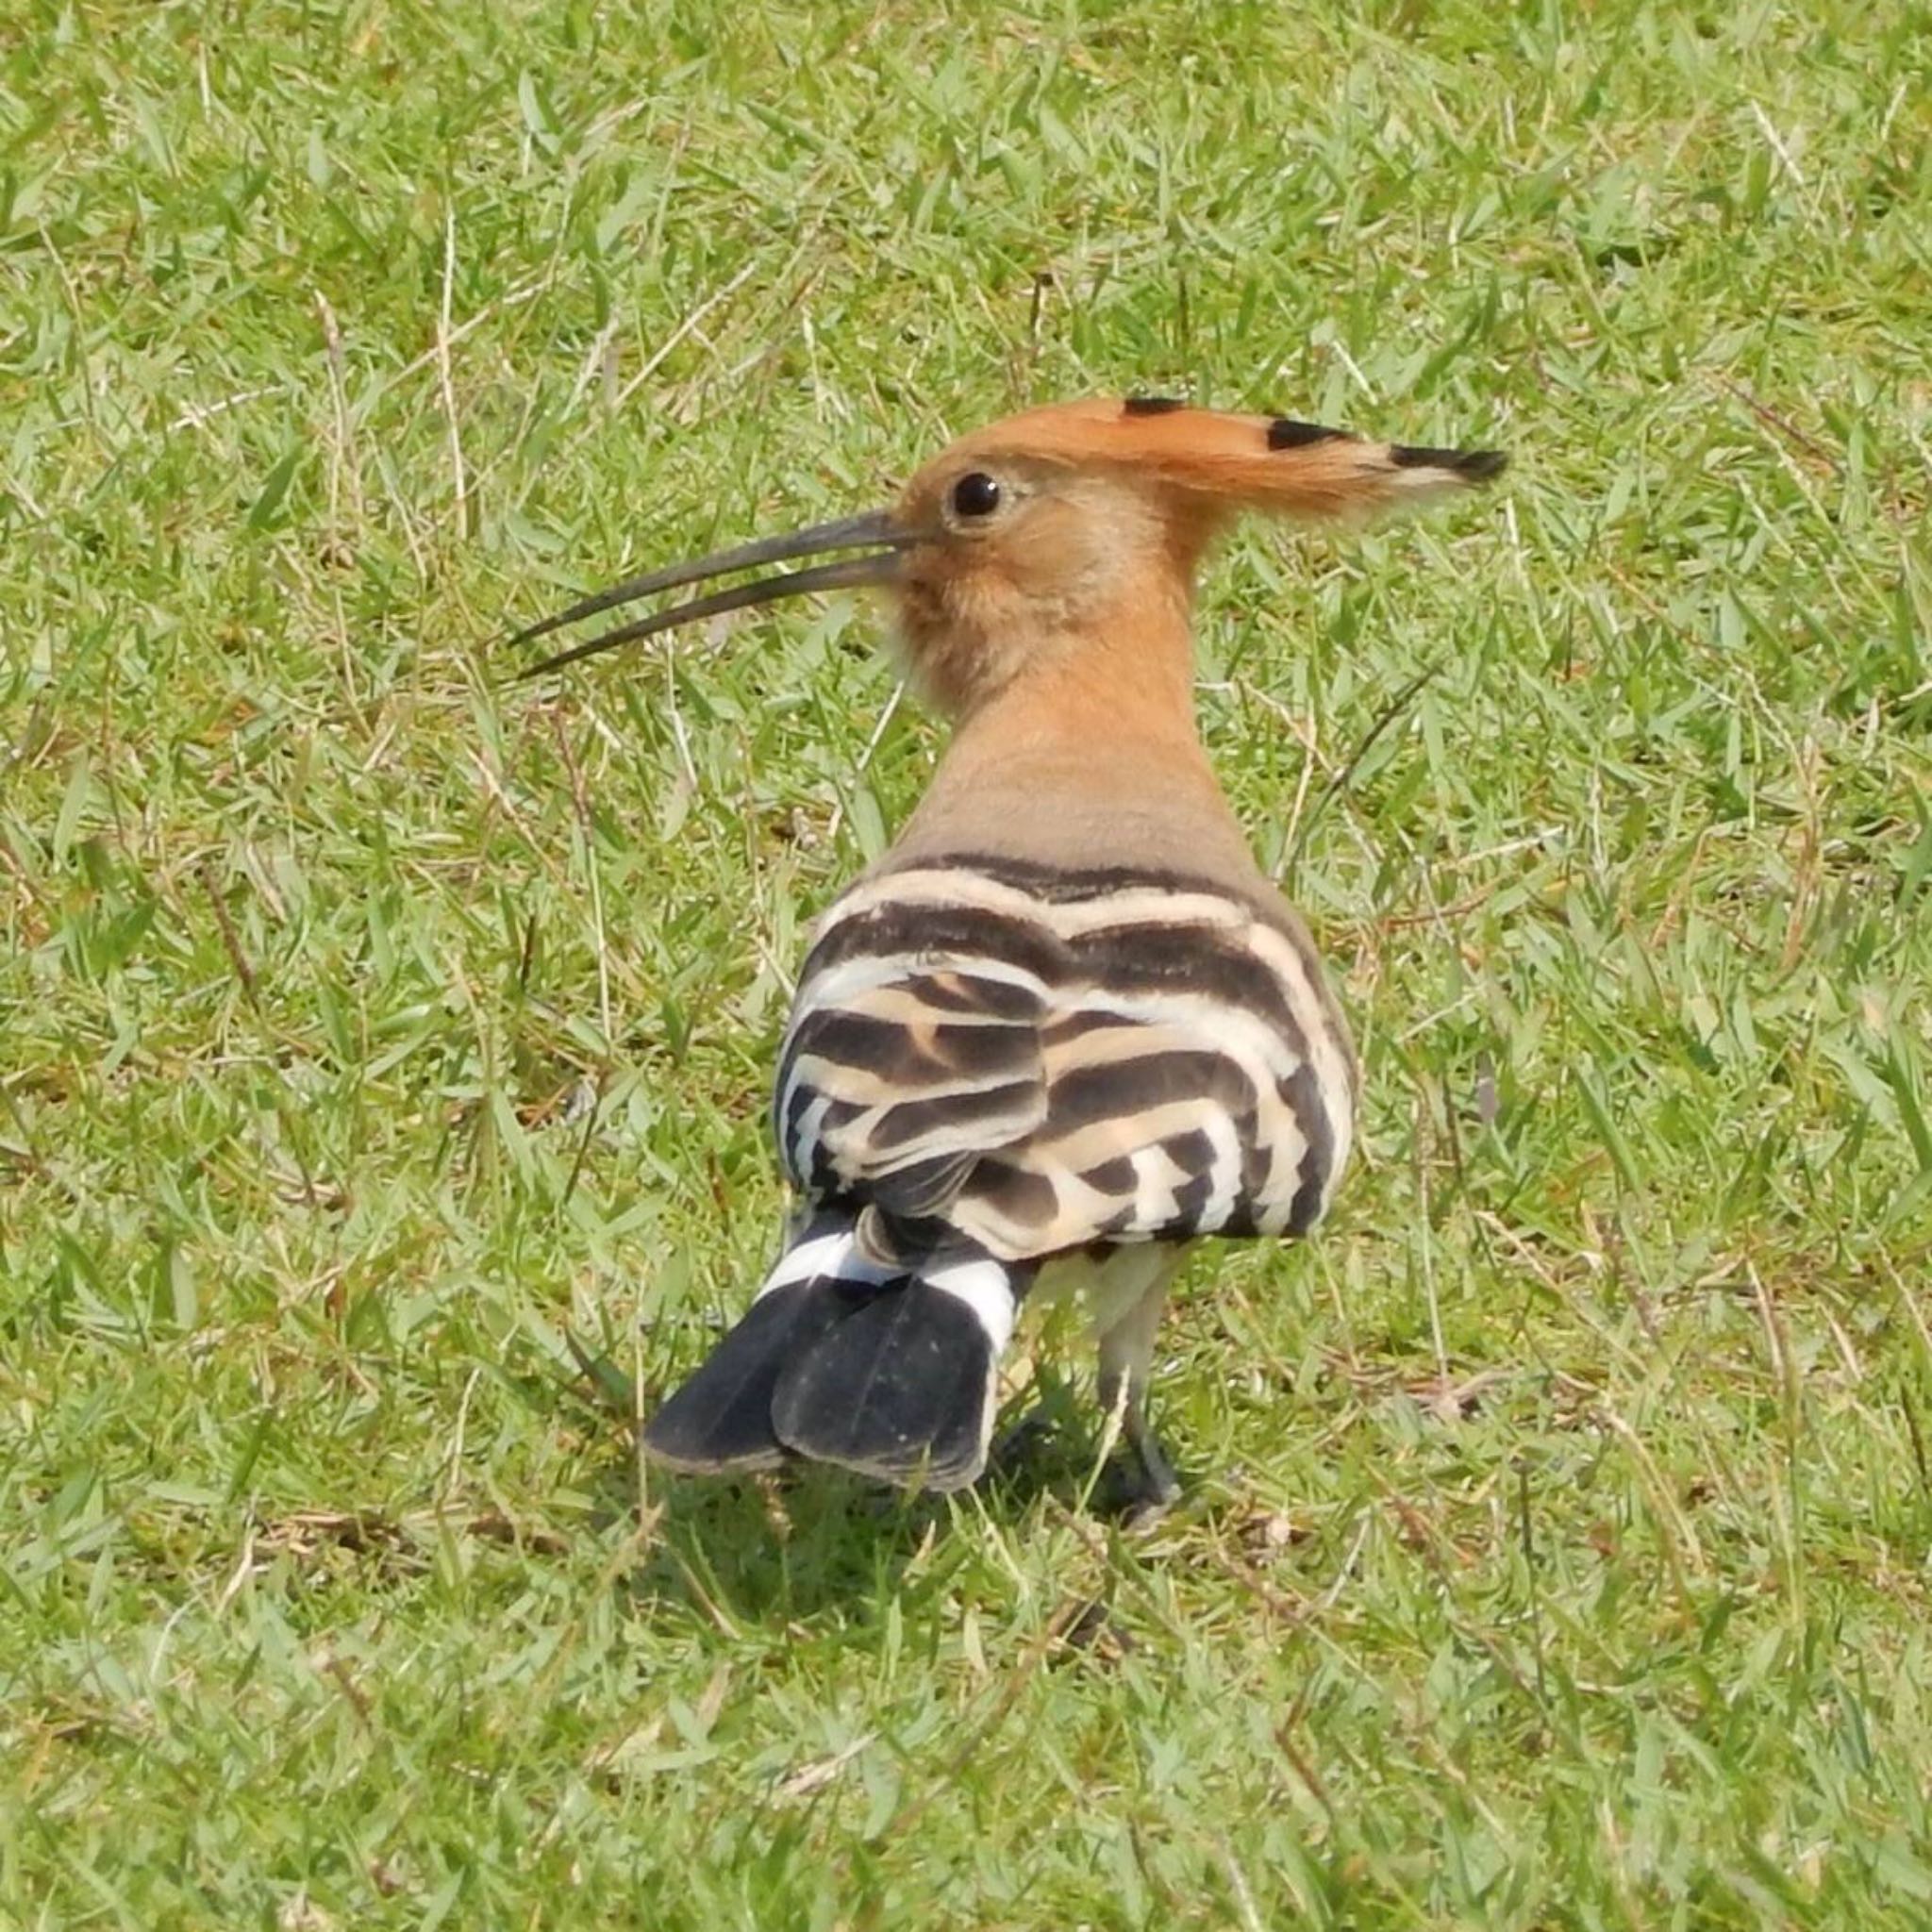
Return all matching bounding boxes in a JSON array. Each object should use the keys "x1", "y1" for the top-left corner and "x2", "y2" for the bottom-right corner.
[{"x1": 4, "y1": 0, "x2": 1931, "y2": 1924}]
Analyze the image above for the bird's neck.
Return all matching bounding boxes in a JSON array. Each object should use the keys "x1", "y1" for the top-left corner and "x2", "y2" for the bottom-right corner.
[{"x1": 890, "y1": 596, "x2": 1259, "y2": 881}]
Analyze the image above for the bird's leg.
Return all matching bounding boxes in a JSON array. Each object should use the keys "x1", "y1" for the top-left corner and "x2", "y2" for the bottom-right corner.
[{"x1": 1091, "y1": 1250, "x2": 1184, "y2": 1522}]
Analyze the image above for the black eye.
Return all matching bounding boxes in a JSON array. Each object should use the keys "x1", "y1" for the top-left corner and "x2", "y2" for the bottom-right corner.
[{"x1": 950, "y1": 472, "x2": 1003, "y2": 519}]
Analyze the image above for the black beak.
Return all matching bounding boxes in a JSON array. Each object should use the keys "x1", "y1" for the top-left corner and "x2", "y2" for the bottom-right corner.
[{"x1": 509, "y1": 508, "x2": 913, "y2": 678}]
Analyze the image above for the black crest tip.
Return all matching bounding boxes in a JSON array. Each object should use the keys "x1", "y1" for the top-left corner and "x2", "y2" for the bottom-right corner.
[
  {"x1": 1390, "y1": 444, "x2": 1509, "y2": 482},
  {"x1": 1123, "y1": 395, "x2": 1187, "y2": 417},
  {"x1": 1267, "y1": 417, "x2": 1349, "y2": 450}
]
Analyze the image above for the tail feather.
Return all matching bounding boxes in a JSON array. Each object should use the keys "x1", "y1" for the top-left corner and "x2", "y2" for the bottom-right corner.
[
  {"x1": 641, "y1": 1279, "x2": 874, "y2": 1473},
  {"x1": 771, "y1": 1279, "x2": 1002, "y2": 1490},
  {"x1": 641, "y1": 1222, "x2": 1025, "y2": 1491}
]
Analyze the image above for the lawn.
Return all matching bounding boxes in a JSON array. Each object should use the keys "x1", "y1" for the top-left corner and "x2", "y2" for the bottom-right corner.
[{"x1": 4, "y1": 1, "x2": 1930, "y2": 1925}]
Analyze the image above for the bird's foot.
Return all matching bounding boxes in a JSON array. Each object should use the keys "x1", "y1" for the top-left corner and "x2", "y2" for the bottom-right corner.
[{"x1": 1105, "y1": 1421, "x2": 1183, "y2": 1531}]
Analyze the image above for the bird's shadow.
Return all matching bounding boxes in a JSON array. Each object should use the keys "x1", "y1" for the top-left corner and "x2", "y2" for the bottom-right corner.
[
  {"x1": 577, "y1": 1372, "x2": 1142, "y2": 1628},
  {"x1": 624, "y1": 1470, "x2": 947, "y2": 1624}
]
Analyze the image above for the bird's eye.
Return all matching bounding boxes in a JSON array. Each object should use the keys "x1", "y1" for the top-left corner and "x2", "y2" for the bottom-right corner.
[{"x1": 949, "y1": 472, "x2": 1003, "y2": 520}]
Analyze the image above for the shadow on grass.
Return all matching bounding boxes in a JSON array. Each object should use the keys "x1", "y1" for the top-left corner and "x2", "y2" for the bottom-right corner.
[
  {"x1": 589, "y1": 1373, "x2": 1134, "y2": 1629},
  {"x1": 625, "y1": 1470, "x2": 946, "y2": 1625}
]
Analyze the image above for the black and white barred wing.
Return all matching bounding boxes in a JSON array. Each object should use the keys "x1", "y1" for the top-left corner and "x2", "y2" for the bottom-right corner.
[
  {"x1": 776, "y1": 955, "x2": 1051, "y2": 1215},
  {"x1": 774, "y1": 867, "x2": 1355, "y2": 1258}
]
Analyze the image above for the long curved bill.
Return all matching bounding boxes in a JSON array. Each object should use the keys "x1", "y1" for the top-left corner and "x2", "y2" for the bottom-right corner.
[{"x1": 510, "y1": 508, "x2": 913, "y2": 678}]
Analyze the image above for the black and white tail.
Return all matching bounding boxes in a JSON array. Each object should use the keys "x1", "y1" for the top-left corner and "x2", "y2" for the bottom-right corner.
[{"x1": 642, "y1": 1212, "x2": 1028, "y2": 1490}]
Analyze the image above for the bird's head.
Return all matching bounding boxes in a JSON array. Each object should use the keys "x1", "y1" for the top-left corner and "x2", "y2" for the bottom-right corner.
[{"x1": 514, "y1": 397, "x2": 1505, "y2": 719}]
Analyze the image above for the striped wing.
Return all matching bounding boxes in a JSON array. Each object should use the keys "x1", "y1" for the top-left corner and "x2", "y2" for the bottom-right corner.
[
  {"x1": 774, "y1": 860, "x2": 1355, "y2": 1263},
  {"x1": 776, "y1": 959, "x2": 1051, "y2": 1216}
]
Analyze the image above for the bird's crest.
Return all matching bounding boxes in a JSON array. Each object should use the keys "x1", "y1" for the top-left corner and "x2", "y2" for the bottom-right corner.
[{"x1": 933, "y1": 395, "x2": 1506, "y2": 522}]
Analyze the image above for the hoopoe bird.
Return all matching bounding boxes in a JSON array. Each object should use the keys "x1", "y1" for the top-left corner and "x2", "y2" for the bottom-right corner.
[{"x1": 518, "y1": 397, "x2": 1504, "y2": 1512}]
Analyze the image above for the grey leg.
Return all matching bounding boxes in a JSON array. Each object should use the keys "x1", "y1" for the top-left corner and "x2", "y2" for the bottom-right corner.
[{"x1": 1091, "y1": 1249, "x2": 1185, "y2": 1520}]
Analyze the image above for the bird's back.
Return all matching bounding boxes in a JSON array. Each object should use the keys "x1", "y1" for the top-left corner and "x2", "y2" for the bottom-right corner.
[{"x1": 778, "y1": 851, "x2": 1356, "y2": 1269}]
